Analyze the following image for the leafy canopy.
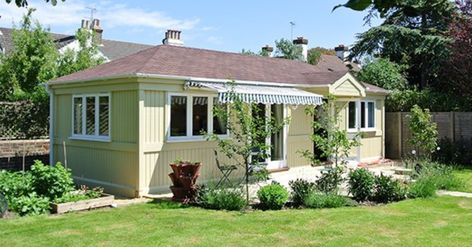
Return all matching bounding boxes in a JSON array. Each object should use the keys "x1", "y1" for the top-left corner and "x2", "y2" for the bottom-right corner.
[
  {"x1": 5, "y1": 0, "x2": 64, "y2": 7},
  {"x1": 274, "y1": 38, "x2": 303, "y2": 60},
  {"x1": 357, "y1": 58, "x2": 407, "y2": 90}
]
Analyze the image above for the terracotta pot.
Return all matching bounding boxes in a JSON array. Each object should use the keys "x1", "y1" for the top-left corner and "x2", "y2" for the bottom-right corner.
[{"x1": 168, "y1": 162, "x2": 202, "y2": 202}]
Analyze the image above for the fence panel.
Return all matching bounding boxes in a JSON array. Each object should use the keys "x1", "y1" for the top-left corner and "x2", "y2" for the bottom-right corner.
[{"x1": 386, "y1": 112, "x2": 472, "y2": 159}]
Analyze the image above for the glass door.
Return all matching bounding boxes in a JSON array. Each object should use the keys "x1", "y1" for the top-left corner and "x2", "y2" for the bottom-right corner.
[{"x1": 267, "y1": 104, "x2": 287, "y2": 170}]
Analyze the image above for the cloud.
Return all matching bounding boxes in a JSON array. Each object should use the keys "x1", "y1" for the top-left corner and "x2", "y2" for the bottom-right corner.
[{"x1": 0, "y1": 0, "x2": 200, "y2": 31}]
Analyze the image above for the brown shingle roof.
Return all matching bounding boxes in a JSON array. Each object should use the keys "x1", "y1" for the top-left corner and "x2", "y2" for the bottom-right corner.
[{"x1": 50, "y1": 45, "x2": 352, "y2": 85}]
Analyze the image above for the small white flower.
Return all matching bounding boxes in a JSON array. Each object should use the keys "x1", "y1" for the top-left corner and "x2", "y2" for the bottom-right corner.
[
  {"x1": 411, "y1": 150, "x2": 417, "y2": 155},
  {"x1": 436, "y1": 147, "x2": 441, "y2": 151}
]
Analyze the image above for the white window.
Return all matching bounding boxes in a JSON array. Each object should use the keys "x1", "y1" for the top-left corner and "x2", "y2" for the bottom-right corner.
[
  {"x1": 347, "y1": 100, "x2": 375, "y2": 131},
  {"x1": 72, "y1": 94, "x2": 110, "y2": 141},
  {"x1": 168, "y1": 94, "x2": 228, "y2": 141}
]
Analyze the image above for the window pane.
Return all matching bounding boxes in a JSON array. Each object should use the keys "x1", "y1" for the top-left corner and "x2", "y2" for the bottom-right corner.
[
  {"x1": 73, "y1": 97, "x2": 83, "y2": 135},
  {"x1": 85, "y1": 96, "x2": 96, "y2": 135},
  {"x1": 271, "y1": 104, "x2": 284, "y2": 161},
  {"x1": 213, "y1": 97, "x2": 227, "y2": 135},
  {"x1": 368, "y1": 102, "x2": 375, "y2": 128},
  {"x1": 170, "y1": 96, "x2": 187, "y2": 136},
  {"x1": 348, "y1": 102, "x2": 356, "y2": 129},
  {"x1": 99, "y1": 96, "x2": 109, "y2": 136},
  {"x1": 360, "y1": 102, "x2": 366, "y2": 128},
  {"x1": 192, "y1": 97, "x2": 208, "y2": 136}
]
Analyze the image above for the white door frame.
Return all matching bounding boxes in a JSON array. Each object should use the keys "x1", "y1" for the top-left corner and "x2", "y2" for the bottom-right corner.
[{"x1": 265, "y1": 104, "x2": 288, "y2": 170}]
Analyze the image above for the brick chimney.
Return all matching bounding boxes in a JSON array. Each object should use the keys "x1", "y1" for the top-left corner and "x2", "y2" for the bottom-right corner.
[
  {"x1": 335, "y1": 44, "x2": 349, "y2": 61},
  {"x1": 293, "y1": 37, "x2": 308, "y2": 62},
  {"x1": 162, "y1": 30, "x2": 184, "y2": 46},
  {"x1": 261, "y1": 45, "x2": 273, "y2": 57},
  {"x1": 91, "y1": 19, "x2": 103, "y2": 45}
]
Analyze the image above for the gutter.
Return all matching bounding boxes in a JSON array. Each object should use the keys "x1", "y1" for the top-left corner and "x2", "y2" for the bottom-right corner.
[{"x1": 46, "y1": 84, "x2": 54, "y2": 166}]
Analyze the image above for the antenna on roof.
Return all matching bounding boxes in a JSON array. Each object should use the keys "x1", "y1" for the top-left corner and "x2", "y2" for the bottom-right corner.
[
  {"x1": 86, "y1": 6, "x2": 97, "y2": 22},
  {"x1": 289, "y1": 21, "x2": 295, "y2": 40}
]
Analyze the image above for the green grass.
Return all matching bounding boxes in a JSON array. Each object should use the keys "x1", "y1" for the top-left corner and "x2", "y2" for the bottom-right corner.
[
  {"x1": 1, "y1": 197, "x2": 471, "y2": 247},
  {"x1": 453, "y1": 169, "x2": 472, "y2": 193}
]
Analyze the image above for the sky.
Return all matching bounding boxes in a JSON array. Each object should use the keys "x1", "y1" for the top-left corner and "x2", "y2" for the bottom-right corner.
[{"x1": 0, "y1": 0, "x2": 382, "y2": 53}]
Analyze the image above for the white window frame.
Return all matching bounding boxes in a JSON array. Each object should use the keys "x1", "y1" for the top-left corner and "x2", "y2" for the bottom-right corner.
[
  {"x1": 347, "y1": 100, "x2": 376, "y2": 132},
  {"x1": 71, "y1": 93, "x2": 111, "y2": 142},
  {"x1": 167, "y1": 93, "x2": 229, "y2": 142}
]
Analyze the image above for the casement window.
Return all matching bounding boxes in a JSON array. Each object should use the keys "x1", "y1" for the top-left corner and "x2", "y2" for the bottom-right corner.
[
  {"x1": 72, "y1": 94, "x2": 110, "y2": 141},
  {"x1": 168, "y1": 94, "x2": 228, "y2": 140},
  {"x1": 347, "y1": 100, "x2": 375, "y2": 131}
]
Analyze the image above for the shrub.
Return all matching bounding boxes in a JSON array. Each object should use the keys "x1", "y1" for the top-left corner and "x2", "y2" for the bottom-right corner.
[
  {"x1": 315, "y1": 166, "x2": 344, "y2": 194},
  {"x1": 289, "y1": 179, "x2": 316, "y2": 207},
  {"x1": 303, "y1": 193, "x2": 352, "y2": 209},
  {"x1": 30, "y1": 161, "x2": 74, "y2": 200},
  {"x1": 0, "y1": 170, "x2": 34, "y2": 205},
  {"x1": 371, "y1": 174, "x2": 406, "y2": 203},
  {"x1": 434, "y1": 138, "x2": 472, "y2": 168},
  {"x1": 257, "y1": 183, "x2": 289, "y2": 210},
  {"x1": 196, "y1": 186, "x2": 246, "y2": 211},
  {"x1": 348, "y1": 169, "x2": 375, "y2": 202},
  {"x1": 54, "y1": 186, "x2": 104, "y2": 204},
  {"x1": 10, "y1": 193, "x2": 50, "y2": 216},
  {"x1": 408, "y1": 178, "x2": 436, "y2": 198},
  {"x1": 408, "y1": 105, "x2": 438, "y2": 161}
]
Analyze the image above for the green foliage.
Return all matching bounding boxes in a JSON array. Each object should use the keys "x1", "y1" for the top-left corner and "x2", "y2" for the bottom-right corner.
[
  {"x1": 408, "y1": 105, "x2": 438, "y2": 160},
  {"x1": 409, "y1": 162, "x2": 465, "y2": 198},
  {"x1": 5, "y1": 0, "x2": 64, "y2": 7},
  {"x1": 196, "y1": 186, "x2": 246, "y2": 211},
  {"x1": 30, "y1": 161, "x2": 74, "y2": 200},
  {"x1": 408, "y1": 178, "x2": 436, "y2": 198},
  {"x1": 300, "y1": 95, "x2": 361, "y2": 167},
  {"x1": 0, "y1": 9, "x2": 58, "y2": 100},
  {"x1": 288, "y1": 179, "x2": 316, "y2": 207},
  {"x1": 257, "y1": 183, "x2": 289, "y2": 210},
  {"x1": 434, "y1": 138, "x2": 472, "y2": 168},
  {"x1": 348, "y1": 168, "x2": 375, "y2": 202},
  {"x1": 303, "y1": 193, "x2": 353, "y2": 209},
  {"x1": 357, "y1": 58, "x2": 407, "y2": 90},
  {"x1": 0, "y1": 170, "x2": 34, "y2": 205},
  {"x1": 274, "y1": 38, "x2": 303, "y2": 60},
  {"x1": 9, "y1": 192, "x2": 50, "y2": 216},
  {"x1": 0, "y1": 100, "x2": 49, "y2": 139},
  {"x1": 53, "y1": 186, "x2": 103, "y2": 203},
  {"x1": 56, "y1": 29, "x2": 105, "y2": 78},
  {"x1": 206, "y1": 81, "x2": 287, "y2": 202},
  {"x1": 315, "y1": 166, "x2": 345, "y2": 194},
  {"x1": 307, "y1": 47, "x2": 336, "y2": 65},
  {"x1": 371, "y1": 174, "x2": 406, "y2": 203}
]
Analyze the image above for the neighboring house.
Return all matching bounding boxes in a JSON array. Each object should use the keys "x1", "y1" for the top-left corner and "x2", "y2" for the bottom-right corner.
[
  {"x1": 48, "y1": 30, "x2": 388, "y2": 197},
  {"x1": 0, "y1": 19, "x2": 153, "y2": 61}
]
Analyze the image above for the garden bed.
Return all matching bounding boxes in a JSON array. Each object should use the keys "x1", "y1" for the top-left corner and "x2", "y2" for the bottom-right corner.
[{"x1": 50, "y1": 193, "x2": 114, "y2": 214}]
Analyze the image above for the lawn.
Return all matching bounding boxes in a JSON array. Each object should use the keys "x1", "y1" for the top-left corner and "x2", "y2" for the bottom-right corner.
[
  {"x1": 1, "y1": 197, "x2": 471, "y2": 247},
  {"x1": 453, "y1": 169, "x2": 472, "y2": 193}
]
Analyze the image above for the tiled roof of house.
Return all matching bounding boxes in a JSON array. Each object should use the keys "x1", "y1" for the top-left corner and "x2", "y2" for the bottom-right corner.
[
  {"x1": 0, "y1": 27, "x2": 153, "y2": 60},
  {"x1": 50, "y1": 45, "x2": 357, "y2": 87}
]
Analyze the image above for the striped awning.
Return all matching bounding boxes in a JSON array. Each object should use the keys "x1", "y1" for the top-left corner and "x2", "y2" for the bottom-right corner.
[{"x1": 185, "y1": 81, "x2": 323, "y2": 105}]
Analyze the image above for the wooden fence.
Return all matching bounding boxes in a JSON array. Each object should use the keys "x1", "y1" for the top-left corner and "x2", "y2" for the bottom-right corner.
[{"x1": 385, "y1": 112, "x2": 472, "y2": 159}]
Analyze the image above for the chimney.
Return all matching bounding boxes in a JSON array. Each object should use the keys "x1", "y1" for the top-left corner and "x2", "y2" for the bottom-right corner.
[
  {"x1": 261, "y1": 45, "x2": 273, "y2": 57},
  {"x1": 80, "y1": 19, "x2": 90, "y2": 30},
  {"x1": 162, "y1": 30, "x2": 184, "y2": 46},
  {"x1": 293, "y1": 37, "x2": 308, "y2": 61},
  {"x1": 91, "y1": 19, "x2": 103, "y2": 45},
  {"x1": 335, "y1": 44, "x2": 349, "y2": 62}
]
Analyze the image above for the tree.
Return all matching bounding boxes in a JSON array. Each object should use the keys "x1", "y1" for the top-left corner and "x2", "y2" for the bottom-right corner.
[
  {"x1": 274, "y1": 38, "x2": 303, "y2": 60},
  {"x1": 408, "y1": 105, "x2": 438, "y2": 161},
  {"x1": 0, "y1": 8, "x2": 58, "y2": 101},
  {"x1": 57, "y1": 29, "x2": 105, "y2": 77},
  {"x1": 307, "y1": 47, "x2": 336, "y2": 65},
  {"x1": 344, "y1": 0, "x2": 455, "y2": 89},
  {"x1": 299, "y1": 95, "x2": 361, "y2": 167},
  {"x1": 207, "y1": 82, "x2": 287, "y2": 202},
  {"x1": 5, "y1": 0, "x2": 64, "y2": 7},
  {"x1": 357, "y1": 58, "x2": 407, "y2": 90},
  {"x1": 438, "y1": 0, "x2": 472, "y2": 96}
]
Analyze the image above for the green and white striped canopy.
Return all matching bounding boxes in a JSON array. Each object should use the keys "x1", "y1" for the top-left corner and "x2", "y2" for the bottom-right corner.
[{"x1": 185, "y1": 81, "x2": 323, "y2": 105}]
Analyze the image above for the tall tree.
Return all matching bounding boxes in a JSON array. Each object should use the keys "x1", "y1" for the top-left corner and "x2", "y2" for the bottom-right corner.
[
  {"x1": 307, "y1": 47, "x2": 336, "y2": 65},
  {"x1": 438, "y1": 0, "x2": 472, "y2": 96},
  {"x1": 0, "y1": 8, "x2": 58, "y2": 100},
  {"x1": 346, "y1": 0, "x2": 455, "y2": 89},
  {"x1": 357, "y1": 58, "x2": 407, "y2": 90},
  {"x1": 274, "y1": 38, "x2": 303, "y2": 60}
]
